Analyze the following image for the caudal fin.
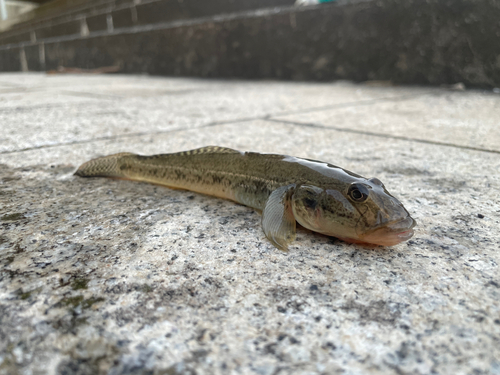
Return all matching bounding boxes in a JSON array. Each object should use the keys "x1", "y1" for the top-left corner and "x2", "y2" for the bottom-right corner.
[{"x1": 74, "y1": 152, "x2": 135, "y2": 178}]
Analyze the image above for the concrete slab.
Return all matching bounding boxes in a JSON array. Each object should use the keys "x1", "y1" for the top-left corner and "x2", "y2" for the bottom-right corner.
[
  {"x1": 273, "y1": 90, "x2": 500, "y2": 152},
  {"x1": 1, "y1": 74, "x2": 499, "y2": 375},
  {"x1": 0, "y1": 73, "x2": 432, "y2": 153}
]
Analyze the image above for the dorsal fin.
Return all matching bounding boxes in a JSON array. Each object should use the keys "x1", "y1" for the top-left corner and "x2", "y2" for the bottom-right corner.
[{"x1": 174, "y1": 146, "x2": 241, "y2": 156}]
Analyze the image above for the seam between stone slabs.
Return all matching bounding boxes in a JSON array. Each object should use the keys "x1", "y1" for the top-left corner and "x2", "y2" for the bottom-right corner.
[
  {"x1": 0, "y1": 102, "x2": 99, "y2": 113},
  {"x1": 59, "y1": 90, "x2": 123, "y2": 100},
  {"x1": 0, "y1": 92, "x2": 430, "y2": 155},
  {"x1": 0, "y1": 117, "x2": 259, "y2": 155},
  {"x1": 264, "y1": 118, "x2": 500, "y2": 155},
  {"x1": 264, "y1": 92, "x2": 434, "y2": 119},
  {"x1": 58, "y1": 87, "x2": 213, "y2": 100},
  {"x1": 0, "y1": 88, "x2": 425, "y2": 113},
  {"x1": 0, "y1": 88, "x2": 212, "y2": 113}
]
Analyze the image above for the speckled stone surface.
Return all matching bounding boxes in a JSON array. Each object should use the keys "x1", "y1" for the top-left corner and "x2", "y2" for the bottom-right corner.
[{"x1": 1, "y1": 73, "x2": 499, "y2": 375}]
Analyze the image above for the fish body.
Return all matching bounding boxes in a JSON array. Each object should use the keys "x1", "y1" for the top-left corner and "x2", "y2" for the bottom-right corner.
[{"x1": 75, "y1": 146, "x2": 416, "y2": 250}]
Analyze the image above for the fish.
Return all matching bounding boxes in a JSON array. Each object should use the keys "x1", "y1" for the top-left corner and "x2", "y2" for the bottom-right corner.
[{"x1": 74, "y1": 146, "x2": 416, "y2": 250}]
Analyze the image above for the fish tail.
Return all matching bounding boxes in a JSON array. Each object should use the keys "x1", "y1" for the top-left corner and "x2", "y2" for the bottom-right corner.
[{"x1": 74, "y1": 152, "x2": 135, "y2": 178}]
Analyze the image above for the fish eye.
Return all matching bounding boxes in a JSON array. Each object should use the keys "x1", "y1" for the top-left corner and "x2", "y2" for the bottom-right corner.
[
  {"x1": 348, "y1": 183, "x2": 369, "y2": 202},
  {"x1": 369, "y1": 177, "x2": 384, "y2": 186}
]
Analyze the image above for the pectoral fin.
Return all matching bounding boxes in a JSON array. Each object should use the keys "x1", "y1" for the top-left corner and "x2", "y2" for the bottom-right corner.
[{"x1": 262, "y1": 185, "x2": 296, "y2": 251}]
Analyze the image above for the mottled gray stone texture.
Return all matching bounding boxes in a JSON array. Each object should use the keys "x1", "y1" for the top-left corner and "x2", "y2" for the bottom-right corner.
[{"x1": 1, "y1": 73, "x2": 499, "y2": 375}]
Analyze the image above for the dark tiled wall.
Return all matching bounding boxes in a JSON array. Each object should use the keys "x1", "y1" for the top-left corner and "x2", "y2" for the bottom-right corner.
[
  {"x1": 36, "y1": 20, "x2": 81, "y2": 40},
  {"x1": 37, "y1": 0, "x2": 500, "y2": 87},
  {"x1": 0, "y1": 47, "x2": 21, "y2": 71},
  {"x1": 112, "y1": 7, "x2": 135, "y2": 29},
  {"x1": 86, "y1": 14, "x2": 108, "y2": 33}
]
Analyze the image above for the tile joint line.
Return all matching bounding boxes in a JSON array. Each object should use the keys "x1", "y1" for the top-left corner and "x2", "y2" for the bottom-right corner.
[{"x1": 264, "y1": 118, "x2": 500, "y2": 155}]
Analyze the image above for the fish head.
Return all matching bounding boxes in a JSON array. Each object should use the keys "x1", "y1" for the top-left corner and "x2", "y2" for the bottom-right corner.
[{"x1": 291, "y1": 178, "x2": 416, "y2": 246}]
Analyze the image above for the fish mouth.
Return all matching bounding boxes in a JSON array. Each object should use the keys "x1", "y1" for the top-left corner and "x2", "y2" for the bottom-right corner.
[{"x1": 358, "y1": 216, "x2": 416, "y2": 246}]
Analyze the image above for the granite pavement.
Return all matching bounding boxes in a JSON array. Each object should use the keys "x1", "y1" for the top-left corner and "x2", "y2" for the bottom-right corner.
[{"x1": 0, "y1": 73, "x2": 499, "y2": 375}]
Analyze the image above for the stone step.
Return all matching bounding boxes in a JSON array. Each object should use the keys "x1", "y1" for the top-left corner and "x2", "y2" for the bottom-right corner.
[
  {"x1": 0, "y1": 0, "x2": 121, "y2": 36},
  {"x1": 0, "y1": 0, "x2": 295, "y2": 46},
  {"x1": 0, "y1": 0, "x2": 499, "y2": 89}
]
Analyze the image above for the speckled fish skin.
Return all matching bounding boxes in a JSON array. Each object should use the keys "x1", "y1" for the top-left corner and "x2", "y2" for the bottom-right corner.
[{"x1": 75, "y1": 146, "x2": 416, "y2": 250}]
